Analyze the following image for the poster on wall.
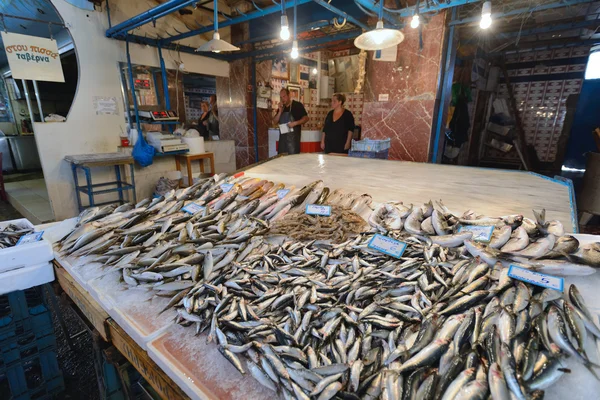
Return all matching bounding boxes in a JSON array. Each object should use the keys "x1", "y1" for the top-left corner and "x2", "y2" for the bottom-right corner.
[
  {"x1": 1, "y1": 32, "x2": 65, "y2": 82},
  {"x1": 93, "y1": 96, "x2": 119, "y2": 115},
  {"x1": 272, "y1": 58, "x2": 289, "y2": 79}
]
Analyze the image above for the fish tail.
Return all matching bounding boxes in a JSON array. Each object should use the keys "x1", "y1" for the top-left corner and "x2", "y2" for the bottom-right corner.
[{"x1": 585, "y1": 362, "x2": 600, "y2": 381}]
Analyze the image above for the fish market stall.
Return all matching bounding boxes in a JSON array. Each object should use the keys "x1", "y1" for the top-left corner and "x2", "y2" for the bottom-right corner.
[{"x1": 48, "y1": 155, "x2": 600, "y2": 400}]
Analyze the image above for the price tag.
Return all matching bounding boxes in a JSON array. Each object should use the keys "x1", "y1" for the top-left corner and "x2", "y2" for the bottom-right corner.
[
  {"x1": 277, "y1": 189, "x2": 290, "y2": 199},
  {"x1": 368, "y1": 234, "x2": 407, "y2": 258},
  {"x1": 305, "y1": 204, "x2": 331, "y2": 216},
  {"x1": 182, "y1": 203, "x2": 206, "y2": 214},
  {"x1": 508, "y1": 265, "x2": 564, "y2": 292},
  {"x1": 16, "y1": 231, "x2": 44, "y2": 246},
  {"x1": 458, "y1": 225, "x2": 495, "y2": 242},
  {"x1": 220, "y1": 183, "x2": 234, "y2": 193}
]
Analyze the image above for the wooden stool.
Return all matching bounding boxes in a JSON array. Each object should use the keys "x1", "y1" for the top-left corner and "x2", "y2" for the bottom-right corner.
[{"x1": 175, "y1": 152, "x2": 215, "y2": 187}]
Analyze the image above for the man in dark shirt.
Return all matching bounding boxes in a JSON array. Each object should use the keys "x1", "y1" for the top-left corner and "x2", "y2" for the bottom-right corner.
[{"x1": 273, "y1": 88, "x2": 309, "y2": 155}]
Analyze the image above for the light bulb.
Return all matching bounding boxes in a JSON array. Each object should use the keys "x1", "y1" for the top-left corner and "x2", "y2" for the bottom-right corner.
[
  {"x1": 291, "y1": 40, "x2": 299, "y2": 59},
  {"x1": 480, "y1": 1, "x2": 492, "y2": 29},
  {"x1": 410, "y1": 15, "x2": 420, "y2": 29},
  {"x1": 280, "y1": 15, "x2": 290, "y2": 40},
  {"x1": 312, "y1": 67, "x2": 318, "y2": 75}
]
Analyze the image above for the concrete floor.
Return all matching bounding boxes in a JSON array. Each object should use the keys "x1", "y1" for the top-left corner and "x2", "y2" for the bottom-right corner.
[{"x1": 4, "y1": 179, "x2": 54, "y2": 224}]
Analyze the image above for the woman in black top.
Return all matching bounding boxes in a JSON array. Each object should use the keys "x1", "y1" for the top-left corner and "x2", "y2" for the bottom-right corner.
[
  {"x1": 321, "y1": 93, "x2": 355, "y2": 154},
  {"x1": 198, "y1": 102, "x2": 210, "y2": 139}
]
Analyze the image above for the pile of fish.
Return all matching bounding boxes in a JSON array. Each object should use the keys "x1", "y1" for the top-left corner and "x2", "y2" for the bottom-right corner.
[
  {"x1": 270, "y1": 205, "x2": 367, "y2": 242},
  {"x1": 0, "y1": 223, "x2": 34, "y2": 249},
  {"x1": 55, "y1": 173, "x2": 600, "y2": 400}
]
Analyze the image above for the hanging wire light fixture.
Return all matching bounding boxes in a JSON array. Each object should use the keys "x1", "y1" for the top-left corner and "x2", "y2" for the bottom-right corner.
[
  {"x1": 354, "y1": 0, "x2": 404, "y2": 50},
  {"x1": 196, "y1": 0, "x2": 240, "y2": 52},
  {"x1": 280, "y1": 0, "x2": 291, "y2": 40},
  {"x1": 290, "y1": 0, "x2": 299, "y2": 58}
]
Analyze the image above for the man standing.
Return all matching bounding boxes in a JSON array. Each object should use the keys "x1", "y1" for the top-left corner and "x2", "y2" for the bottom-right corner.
[{"x1": 273, "y1": 88, "x2": 309, "y2": 155}]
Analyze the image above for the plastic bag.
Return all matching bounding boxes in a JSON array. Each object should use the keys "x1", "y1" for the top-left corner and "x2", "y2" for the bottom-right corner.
[{"x1": 132, "y1": 131, "x2": 155, "y2": 167}]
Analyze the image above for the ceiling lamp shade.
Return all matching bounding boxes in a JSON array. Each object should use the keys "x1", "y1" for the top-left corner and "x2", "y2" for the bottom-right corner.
[
  {"x1": 196, "y1": 32, "x2": 240, "y2": 53},
  {"x1": 196, "y1": 0, "x2": 239, "y2": 53},
  {"x1": 354, "y1": 20, "x2": 404, "y2": 50}
]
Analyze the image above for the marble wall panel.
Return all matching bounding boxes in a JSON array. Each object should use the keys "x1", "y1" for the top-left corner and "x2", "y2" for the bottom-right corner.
[{"x1": 361, "y1": 11, "x2": 447, "y2": 162}]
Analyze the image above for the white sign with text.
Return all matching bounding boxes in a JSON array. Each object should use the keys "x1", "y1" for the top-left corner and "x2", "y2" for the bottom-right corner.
[{"x1": 2, "y1": 32, "x2": 65, "y2": 82}]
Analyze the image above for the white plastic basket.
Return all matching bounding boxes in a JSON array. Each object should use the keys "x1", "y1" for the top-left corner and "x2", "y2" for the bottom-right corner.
[{"x1": 0, "y1": 218, "x2": 53, "y2": 274}]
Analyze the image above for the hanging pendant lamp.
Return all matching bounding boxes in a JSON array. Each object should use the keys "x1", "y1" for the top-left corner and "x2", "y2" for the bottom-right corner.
[
  {"x1": 196, "y1": 0, "x2": 240, "y2": 53},
  {"x1": 354, "y1": 0, "x2": 404, "y2": 50}
]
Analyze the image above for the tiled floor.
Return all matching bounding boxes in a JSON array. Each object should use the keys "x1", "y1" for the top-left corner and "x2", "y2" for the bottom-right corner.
[{"x1": 4, "y1": 179, "x2": 54, "y2": 224}]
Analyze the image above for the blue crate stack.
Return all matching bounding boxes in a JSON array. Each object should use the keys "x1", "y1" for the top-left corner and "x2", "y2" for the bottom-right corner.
[
  {"x1": 0, "y1": 287, "x2": 64, "y2": 399},
  {"x1": 349, "y1": 139, "x2": 391, "y2": 159}
]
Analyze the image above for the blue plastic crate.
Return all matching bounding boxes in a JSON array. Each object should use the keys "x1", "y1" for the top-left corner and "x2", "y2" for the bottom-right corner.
[
  {"x1": 0, "y1": 287, "x2": 52, "y2": 344},
  {"x1": 351, "y1": 138, "x2": 391, "y2": 152},
  {"x1": 0, "y1": 349, "x2": 64, "y2": 399},
  {"x1": 348, "y1": 149, "x2": 389, "y2": 159}
]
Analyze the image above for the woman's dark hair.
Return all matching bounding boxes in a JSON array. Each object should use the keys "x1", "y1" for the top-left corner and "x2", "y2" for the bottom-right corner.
[{"x1": 333, "y1": 93, "x2": 346, "y2": 105}]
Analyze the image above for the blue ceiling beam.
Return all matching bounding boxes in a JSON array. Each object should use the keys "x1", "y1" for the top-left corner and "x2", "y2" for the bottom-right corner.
[
  {"x1": 450, "y1": 0, "x2": 596, "y2": 26},
  {"x1": 312, "y1": 0, "x2": 369, "y2": 31},
  {"x1": 383, "y1": 0, "x2": 481, "y2": 18},
  {"x1": 161, "y1": 0, "x2": 314, "y2": 44},
  {"x1": 230, "y1": 29, "x2": 361, "y2": 60},
  {"x1": 496, "y1": 18, "x2": 600, "y2": 39},
  {"x1": 235, "y1": 19, "x2": 336, "y2": 46},
  {"x1": 353, "y1": 0, "x2": 403, "y2": 28},
  {"x1": 106, "y1": 0, "x2": 197, "y2": 38}
]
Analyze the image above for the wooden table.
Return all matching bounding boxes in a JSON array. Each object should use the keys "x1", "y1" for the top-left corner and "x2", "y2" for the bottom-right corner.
[
  {"x1": 64, "y1": 153, "x2": 136, "y2": 211},
  {"x1": 174, "y1": 152, "x2": 215, "y2": 187}
]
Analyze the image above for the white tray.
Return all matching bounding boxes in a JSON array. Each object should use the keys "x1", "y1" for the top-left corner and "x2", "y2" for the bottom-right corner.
[{"x1": 1, "y1": 218, "x2": 53, "y2": 273}]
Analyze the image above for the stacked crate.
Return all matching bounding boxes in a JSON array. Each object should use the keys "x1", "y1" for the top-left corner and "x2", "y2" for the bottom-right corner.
[
  {"x1": 348, "y1": 138, "x2": 391, "y2": 159},
  {"x1": 0, "y1": 287, "x2": 64, "y2": 399}
]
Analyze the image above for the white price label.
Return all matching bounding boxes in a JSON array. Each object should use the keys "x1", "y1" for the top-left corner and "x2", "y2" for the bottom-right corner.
[
  {"x1": 458, "y1": 225, "x2": 495, "y2": 242},
  {"x1": 508, "y1": 265, "x2": 564, "y2": 292},
  {"x1": 182, "y1": 203, "x2": 206, "y2": 214},
  {"x1": 277, "y1": 189, "x2": 290, "y2": 199},
  {"x1": 368, "y1": 234, "x2": 407, "y2": 258},
  {"x1": 305, "y1": 204, "x2": 331, "y2": 216},
  {"x1": 220, "y1": 183, "x2": 234, "y2": 193},
  {"x1": 16, "y1": 231, "x2": 44, "y2": 246}
]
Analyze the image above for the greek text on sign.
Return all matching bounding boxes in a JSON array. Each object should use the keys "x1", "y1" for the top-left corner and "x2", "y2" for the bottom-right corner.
[
  {"x1": 182, "y1": 203, "x2": 205, "y2": 214},
  {"x1": 220, "y1": 183, "x2": 234, "y2": 193},
  {"x1": 368, "y1": 234, "x2": 407, "y2": 258},
  {"x1": 1, "y1": 32, "x2": 64, "y2": 82},
  {"x1": 458, "y1": 225, "x2": 495, "y2": 242},
  {"x1": 277, "y1": 189, "x2": 290, "y2": 199},
  {"x1": 16, "y1": 231, "x2": 44, "y2": 246},
  {"x1": 508, "y1": 265, "x2": 564, "y2": 292},
  {"x1": 305, "y1": 204, "x2": 331, "y2": 216}
]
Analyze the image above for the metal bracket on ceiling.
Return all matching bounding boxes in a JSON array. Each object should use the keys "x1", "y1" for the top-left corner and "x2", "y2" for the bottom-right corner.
[
  {"x1": 220, "y1": 11, "x2": 232, "y2": 21},
  {"x1": 354, "y1": 1, "x2": 377, "y2": 17},
  {"x1": 173, "y1": 26, "x2": 185, "y2": 34},
  {"x1": 235, "y1": 7, "x2": 247, "y2": 16},
  {"x1": 152, "y1": 19, "x2": 156, "y2": 28}
]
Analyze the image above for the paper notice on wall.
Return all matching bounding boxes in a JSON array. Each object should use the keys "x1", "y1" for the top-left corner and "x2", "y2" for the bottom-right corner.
[
  {"x1": 1, "y1": 32, "x2": 65, "y2": 82},
  {"x1": 93, "y1": 96, "x2": 119, "y2": 115},
  {"x1": 373, "y1": 46, "x2": 397, "y2": 62}
]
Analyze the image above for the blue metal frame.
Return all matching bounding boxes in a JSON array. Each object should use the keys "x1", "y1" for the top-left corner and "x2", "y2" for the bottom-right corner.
[
  {"x1": 312, "y1": 0, "x2": 369, "y2": 31},
  {"x1": 431, "y1": 7, "x2": 457, "y2": 163},
  {"x1": 235, "y1": 19, "x2": 335, "y2": 46},
  {"x1": 160, "y1": 0, "x2": 314, "y2": 44},
  {"x1": 70, "y1": 163, "x2": 137, "y2": 211},
  {"x1": 383, "y1": 0, "x2": 480, "y2": 18},
  {"x1": 231, "y1": 29, "x2": 361, "y2": 59},
  {"x1": 450, "y1": 0, "x2": 596, "y2": 26},
  {"x1": 125, "y1": 36, "x2": 142, "y2": 135},
  {"x1": 353, "y1": 0, "x2": 403, "y2": 28},
  {"x1": 157, "y1": 44, "x2": 171, "y2": 109}
]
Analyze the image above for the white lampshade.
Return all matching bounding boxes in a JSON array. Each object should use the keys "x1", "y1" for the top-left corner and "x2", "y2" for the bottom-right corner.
[
  {"x1": 354, "y1": 21, "x2": 404, "y2": 51},
  {"x1": 196, "y1": 32, "x2": 240, "y2": 53}
]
